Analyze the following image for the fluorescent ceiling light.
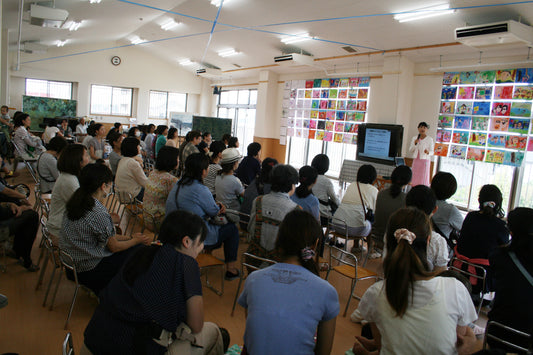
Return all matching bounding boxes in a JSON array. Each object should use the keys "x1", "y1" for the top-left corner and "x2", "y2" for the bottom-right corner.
[
  {"x1": 218, "y1": 48, "x2": 239, "y2": 57},
  {"x1": 56, "y1": 40, "x2": 67, "y2": 47},
  {"x1": 161, "y1": 19, "x2": 179, "y2": 31},
  {"x1": 179, "y1": 59, "x2": 195, "y2": 66},
  {"x1": 129, "y1": 35, "x2": 146, "y2": 45},
  {"x1": 394, "y1": 4, "x2": 455, "y2": 23},
  {"x1": 89, "y1": 0, "x2": 101, "y2": 3},
  {"x1": 210, "y1": 0, "x2": 231, "y2": 7},
  {"x1": 281, "y1": 32, "x2": 312, "y2": 44},
  {"x1": 67, "y1": 21, "x2": 82, "y2": 31}
]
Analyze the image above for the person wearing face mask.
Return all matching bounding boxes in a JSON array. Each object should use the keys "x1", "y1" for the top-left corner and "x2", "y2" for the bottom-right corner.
[
  {"x1": 127, "y1": 126, "x2": 146, "y2": 156},
  {"x1": 60, "y1": 163, "x2": 152, "y2": 295},
  {"x1": 408, "y1": 122, "x2": 434, "y2": 187}
]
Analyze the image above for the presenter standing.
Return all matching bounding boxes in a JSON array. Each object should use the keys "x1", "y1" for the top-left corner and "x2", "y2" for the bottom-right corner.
[{"x1": 409, "y1": 122, "x2": 434, "y2": 186}]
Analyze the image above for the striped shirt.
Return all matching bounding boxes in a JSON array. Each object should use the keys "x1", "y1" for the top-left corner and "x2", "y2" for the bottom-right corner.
[
  {"x1": 205, "y1": 163, "x2": 222, "y2": 195},
  {"x1": 59, "y1": 198, "x2": 115, "y2": 272}
]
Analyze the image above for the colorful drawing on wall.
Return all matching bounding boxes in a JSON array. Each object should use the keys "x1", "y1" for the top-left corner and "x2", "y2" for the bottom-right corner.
[
  {"x1": 295, "y1": 119, "x2": 303, "y2": 128},
  {"x1": 311, "y1": 100, "x2": 319, "y2": 109},
  {"x1": 452, "y1": 132, "x2": 469, "y2": 144},
  {"x1": 303, "y1": 119, "x2": 310, "y2": 128},
  {"x1": 346, "y1": 100, "x2": 356, "y2": 110},
  {"x1": 335, "y1": 122, "x2": 344, "y2": 132},
  {"x1": 312, "y1": 89, "x2": 321, "y2": 98},
  {"x1": 328, "y1": 100, "x2": 337, "y2": 110},
  {"x1": 441, "y1": 87, "x2": 457, "y2": 100},
  {"x1": 472, "y1": 117, "x2": 489, "y2": 131},
  {"x1": 321, "y1": 89, "x2": 329, "y2": 99},
  {"x1": 469, "y1": 132, "x2": 487, "y2": 146},
  {"x1": 329, "y1": 89, "x2": 338, "y2": 98},
  {"x1": 319, "y1": 100, "x2": 327, "y2": 109},
  {"x1": 513, "y1": 86, "x2": 533, "y2": 99},
  {"x1": 287, "y1": 118, "x2": 295, "y2": 127},
  {"x1": 490, "y1": 117, "x2": 509, "y2": 131},
  {"x1": 528, "y1": 137, "x2": 533, "y2": 151},
  {"x1": 337, "y1": 100, "x2": 347, "y2": 110},
  {"x1": 340, "y1": 78, "x2": 350, "y2": 87},
  {"x1": 326, "y1": 111, "x2": 335, "y2": 120},
  {"x1": 475, "y1": 86, "x2": 492, "y2": 100},
  {"x1": 317, "y1": 120, "x2": 326, "y2": 129},
  {"x1": 454, "y1": 116, "x2": 471, "y2": 129},
  {"x1": 437, "y1": 129, "x2": 452, "y2": 142},
  {"x1": 324, "y1": 131, "x2": 333, "y2": 142},
  {"x1": 508, "y1": 118, "x2": 530, "y2": 134},
  {"x1": 309, "y1": 120, "x2": 317, "y2": 129},
  {"x1": 338, "y1": 89, "x2": 348, "y2": 99},
  {"x1": 494, "y1": 86, "x2": 514, "y2": 99},
  {"x1": 348, "y1": 89, "x2": 358, "y2": 98},
  {"x1": 516, "y1": 68, "x2": 533, "y2": 83},
  {"x1": 455, "y1": 101, "x2": 472, "y2": 114},
  {"x1": 354, "y1": 112, "x2": 365, "y2": 122},
  {"x1": 450, "y1": 145, "x2": 467, "y2": 158},
  {"x1": 313, "y1": 79, "x2": 322, "y2": 87},
  {"x1": 321, "y1": 79, "x2": 330, "y2": 88},
  {"x1": 318, "y1": 111, "x2": 327, "y2": 119},
  {"x1": 351, "y1": 124, "x2": 359, "y2": 134},
  {"x1": 310, "y1": 110, "x2": 318, "y2": 118},
  {"x1": 344, "y1": 123, "x2": 354, "y2": 133},
  {"x1": 329, "y1": 78, "x2": 340, "y2": 87},
  {"x1": 356, "y1": 101, "x2": 367, "y2": 111},
  {"x1": 315, "y1": 130, "x2": 325, "y2": 140},
  {"x1": 467, "y1": 147, "x2": 485, "y2": 161},
  {"x1": 308, "y1": 130, "x2": 316, "y2": 139},
  {"x1": 358, "y1": 77, "x2": 370, "y2": 87},
  {"x1": 358, "y1": 88, "x2": 369, "y2": 99},
  {"x1": 491, "y1": 102, "x2": 511, "y2": 116},
  {"x1": 443, "y1": 72, "x2": 460, "y2": 84},
  {"x1": 333, "y1": 133, "x2": 343, "y2": 143},
  {"x1": 476, "y1": 71, "x2": 496, "y2": 84},
  {"x1": 306, "y1": 80, "x2": 314, "y2": 88},
  {"x1": 506, "y1": 135, "x2": 527, "y2": 150},
  {"x1": 349, "y1": 78, "x2": 359, "y2": 87},
  {"x1": 336, "y1": 111, "x2": 346, "y2": 120},
  {"x1": 434, "y1": 143, "x2": 449, "y2": 156},
  {"x1": 343, "y1": 134, "x2": 353, "y2": 144},
  {"x1": 472, "y1": 102, "x2": 490, "y2": 116},
  {"x1": 287, "y1": 127, "x2": 294, "y2": 136},
  {"x1": 457, "y1": 86, "x2": 474, "y2": 99},
  {"x1": 496, "y1": 69, "x2": 516, "y2": 83},
  {"x1": 503, "y1": 151, "x2": 524, "y2": 166},
  {"x1": 485, "y1": 150, "x2": 505, "y2": 164},
  {"x1": 325, "y1": 121, "x2": 334, "y2": 131},
  {"x1": 438, "y1": 115, "x2": 453, "y2": 128},
  {"x1": 510, "y1": 102, "x2": 532, "y2": 117},
  {"x1": 460, "y1": 71, "x2": 477, "y2": 84},
  {"x1": 488, "y1": 134, "x2": 507, "y2": 147}
]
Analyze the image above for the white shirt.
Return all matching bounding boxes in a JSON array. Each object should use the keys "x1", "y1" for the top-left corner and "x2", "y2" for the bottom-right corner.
[
  {"x1": 357, "y1": 277, "x2": 477, "y2": 355},
  {"x1": 409, "y1": 135, "x2": 434, "y2": 160},
  {"x1": 42, "y1": 126, "x2": 60, "y2": 144},
  {"x1": 47, "y1": 173, "x2": 80, "y2": 237},
  {"x1": 75, "y1": 123, "x2": 87, "y2": 135},
  {"x1": 312, "y1": 174, "x2": 341, "y2": 217},
  {"x1": 333, "y1": 182, "x2": 377, "y2": 228}
]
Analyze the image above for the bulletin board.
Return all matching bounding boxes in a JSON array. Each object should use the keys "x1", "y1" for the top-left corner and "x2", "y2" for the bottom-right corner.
[
  {"x1": 436, "y1": 69, "x2": 533, "y2": 167},
  {"x1": 282, "y1": 77, "x2": 370, "y2": 145},
  {"x1": 192, "y1": 116, "x2": 232, "y2": 141},
  {"x1": 22, "y1": 95, "x2": 77, "y2": 131}
]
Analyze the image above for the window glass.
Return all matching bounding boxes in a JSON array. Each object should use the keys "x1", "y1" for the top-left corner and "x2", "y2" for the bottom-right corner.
[
  {"x1": 168, "y1": 92, "x2": 187, "y2": 113},
  {"x1": 90, "y1": 85, "x2": 132, "y2": 116},
  {"x1": 518, "y1": 153, "x2": 533, "y2": 208},
  {"x1": 238, "y1": 90, "x2": 249, "y2": 105},
  {"x1": 112, "y1": 87, "x2": 132, "y2": 116},
  {"x1": 149, "y1": 91, "x2": 167, "y2": 119},
  {"x1": 25, "y1": 78, "x2": 72, "y2": 99}
]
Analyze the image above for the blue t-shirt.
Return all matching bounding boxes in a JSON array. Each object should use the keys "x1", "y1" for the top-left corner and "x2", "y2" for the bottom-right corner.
[
  {"x1": 291, "y1": 193, "x2": 320, "y2": 221},
  {"x1": 238, "y1": 263, "x2": 339, "y2": 355}
]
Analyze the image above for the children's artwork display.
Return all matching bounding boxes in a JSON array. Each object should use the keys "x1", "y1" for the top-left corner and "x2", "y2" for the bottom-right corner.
[
  {"x1": 437, "y1": 69, "x2": 533, "y2": 167},
  {"x1": 284, "y1": 77, "x2": 370, "y2": 145}
]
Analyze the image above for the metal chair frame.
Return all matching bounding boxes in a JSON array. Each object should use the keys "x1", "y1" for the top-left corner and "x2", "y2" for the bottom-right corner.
[
  {"x1": 197, "y1": 253, "x2": 225, "y2": 296},
  {"x1": 327, "y1": 216, "x2": 370, "y2": 266},
  {"x1": 113, "y1": 188, "x2": 144, "y2": 236},
  {"x1": 483, "y1": 320, "x2": 532, "y2": 353},
  {"x1": 62, "y1": 332, "x2": 75, "y2": 355},
  {"x1": 12, "y1": 141, "x2": 39, "y2": 184},
  {"x1": 448, "y1": 257, "x2": 488, "y2": 315}
]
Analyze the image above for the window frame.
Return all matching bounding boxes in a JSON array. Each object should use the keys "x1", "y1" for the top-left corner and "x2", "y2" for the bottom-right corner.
[
  {"x1": 148, "y1": 90, "x2": 188, "y2": 119},
  {"x1": 25, "y1": 78, "x2": 73, "y2": 99},
  {"x1": 216, "y1": 89, "x2": 258, "y2": 149},
  {"x1": 89, "y1": 84, "x2": 134, "y2": 117}
]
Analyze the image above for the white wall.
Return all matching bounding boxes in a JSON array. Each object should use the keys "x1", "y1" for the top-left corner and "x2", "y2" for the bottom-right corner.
[{"x1": 8, "y1": 42, "x2": 209, "y2": 124}]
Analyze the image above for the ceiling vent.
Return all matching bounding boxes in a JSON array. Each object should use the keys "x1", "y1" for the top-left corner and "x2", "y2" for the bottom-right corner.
[
  {"x1": 274, "y1": 53, "x2": 314, "y2": 66},
  {"x1": 30, "y1": 4, "x2": 69, "y2": 28},
  {"x1": 196, "y1": 68, "x2": 223, "y2": 78},
  {"x1": 455, "y1": 20, "x2": 533, "y2": 48}
]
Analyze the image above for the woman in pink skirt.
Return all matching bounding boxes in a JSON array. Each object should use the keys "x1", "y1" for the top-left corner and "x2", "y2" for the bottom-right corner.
[{"x1": 408, "y1": 122, "x2": 434, "y2": 186}]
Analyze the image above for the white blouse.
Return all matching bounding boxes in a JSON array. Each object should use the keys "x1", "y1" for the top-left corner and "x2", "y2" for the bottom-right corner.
[{"x1": 408, "y1": 135, "x2": 434, "y2": 160}]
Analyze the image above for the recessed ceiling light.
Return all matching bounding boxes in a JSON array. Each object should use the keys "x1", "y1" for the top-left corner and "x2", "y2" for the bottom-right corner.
[
  {"x1": 161, "y1": 19, "x2": 180, "y2": 31},
  {"x1": 89, "y1": 0, "x2": 101, "y2": 3},
  {"x1": 67, "y1": 21, "x2": 82, "y2": 31},
  {"x1": 394, "y1": 4, "x2": 455, "y2": 23},
  {"x1": 57, "y1": 40, "x2": 67, "y2": 47},
  {"x1": 281, "y1": 32, "x2": 312, "y2": 44},
  {"x1": 218, "y1": 49, "x2": 239, "y2": 57},
  {"x1": 210, "y1": 0, "x2": 231, "y2": 7},
  {"x1": 129, "y1": 35, "x2": 145, "y2": 45},
  {"x1": 179, "y1": 59, "x2": 195, "y2": 66}
]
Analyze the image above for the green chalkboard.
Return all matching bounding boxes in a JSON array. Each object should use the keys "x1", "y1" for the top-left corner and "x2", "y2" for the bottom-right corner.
[
  {"x1": 22, "y1": 95, "x2": 77, "y2": 131},
  {"x1": 192, "y1": 116, "x2": 232, "y2": 141}
]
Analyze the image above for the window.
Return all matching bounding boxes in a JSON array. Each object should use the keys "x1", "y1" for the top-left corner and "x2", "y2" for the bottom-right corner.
[
  {"x1": 149, "y1": 90, "x2": 187, "y2": 118},
  {"x1": 217, "y1": 89, "x2": 257, "y2": 150},
  {"x1": 90, "y1": 85, "x2": 133, "y2": 116},
  {"x1": 25, "y1": 78, "x2": 72, "y2": 99}
]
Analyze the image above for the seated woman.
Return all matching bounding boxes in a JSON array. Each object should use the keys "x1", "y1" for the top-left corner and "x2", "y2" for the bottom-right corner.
[
  {"x1": 165, "y1": 127, "x2": 179, "y2": 148},
  {"x1": 154, "y1": 125, "x2": 168, "y2": 158},
  {"x1": 488, "y1": 207, "x2": 533, "y2": 352},
  {"x1": 36, "y1": 136, "x2": 67, "y2": 193},
  {"x1": 115, "y1": 137, "x2": 148, "y2": 202},
  {"x1": 107, "y1": 131, "x2": 123, "y2": 176},
  {"x1": 235, "y1": 142, "x2": 261, "y2": 186},
  {"x1": 332, "y1": 165, "x2": 377, "y2": 248},
  {"x1": 47, "y1": 144, "x2": 89, "y2": 242},
  {"x1": 215, "y1": 148, "x2": 244, "y2": 223},
  {"x1": 238, "y1": 210, "x2": 339, "y2": 355},
  {"x1": 166, "y1": 153, "x2": 240, "y2": 280},
  {"x1": 88, "y1": 123, "x2": 106, "y2": 163},
  {"x1": 12, "y1": 112, "x2": 45, "y2": 160},
  {"x1": 311, "y1": 154, "x2": 340, "y2": 226},
  {"x1": 352, "y1": 207, "x2": 477, "y2": 355},
  {"x1": 240, "y1": 157, "x2": 278, "y2": 216},
  {"x1": 144, "y1": 146, "x2": 179, "y2": 224},
  {"x1": 83, "y1": 210, "x2": 227, "y2": 355},
  {"x1": 456, "y1": 184, "x2": 509, "y2": 290},
  {"x1": 59, "y1": 163, "x2": 152, "y2": 294},
  {"x1": 247, "y1": 164, "x2": 299, "y2": 262},
  {"x1": 290, "y1": 165, "x2": 320, "y2": 221},
  {"x1": 204, "y1": 141, "x2": 226, "y2": 196},
  {"x1": 431, "y1": 172, "x2": 464, "y2": 242}
]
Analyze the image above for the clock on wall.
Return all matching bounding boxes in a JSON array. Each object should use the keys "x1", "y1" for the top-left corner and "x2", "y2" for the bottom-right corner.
[{"x1": 111, "y1": 56, "x2": 121, "y2": 66}]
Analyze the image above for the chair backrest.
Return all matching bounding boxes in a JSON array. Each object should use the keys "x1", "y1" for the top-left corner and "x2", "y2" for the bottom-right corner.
[
  {"x1": 142, "y1": 209, "x2": 162, "y2": 237},
  {"x1": 328, "y1": 245, "x2": 359, "y2": 278},
  {"x1": 241, "y1": 252, "x2": 277, "y2": 276},
  {"x1": 114, "y1": 188, "x2": 136, "y2": 205},
  {"x1": 483, "y1": 321, "x2": 532, "y2": 353},
  {"x1": 59, "y1": 250, "x2": 79, "y2": 284},
  {"x1": 449, "y1": 256, "x2": 487, "y2": 291},
  {"x1": 62, "y1": 332, "x2": 74, "y2": 355},
  {"x1": 328, "y1": 217, "x2": 349, "y2": 238}
]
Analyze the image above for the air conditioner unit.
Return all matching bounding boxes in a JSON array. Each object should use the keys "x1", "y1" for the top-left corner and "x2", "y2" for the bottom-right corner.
[
  {"x1": 196, "y1": 68, "x2": 223, "y2": 78},
  {"x1": 30, "y1": 4, "x2": 69, "y2": 28},
  {"x1": 274, "y1": 53, "x2": 314, "y2": 66},
  {"x1": 455, "y1": 20, "x2": 533, "y2": 48}
]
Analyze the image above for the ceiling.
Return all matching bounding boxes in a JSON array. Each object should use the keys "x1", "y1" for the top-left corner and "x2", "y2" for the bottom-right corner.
[{"x1": 3, "y1": 0, "x2": 533, "y2": 80}]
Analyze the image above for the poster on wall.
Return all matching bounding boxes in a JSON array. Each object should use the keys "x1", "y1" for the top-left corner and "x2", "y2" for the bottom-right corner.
[
  {"x1": 285, "y1": 77, "x2": 370, "y2": 145},
  {"x1": 436, "y1": 69, "x2": 533, "y2": 167}
]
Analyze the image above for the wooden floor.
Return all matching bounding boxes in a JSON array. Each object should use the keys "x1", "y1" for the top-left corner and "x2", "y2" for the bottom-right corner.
[{"x1": 0, "y1": 169, "x2": 485, "y2": 354}]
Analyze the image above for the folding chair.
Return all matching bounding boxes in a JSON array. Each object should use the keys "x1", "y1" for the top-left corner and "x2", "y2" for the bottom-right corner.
[
  {"x1": 327, "y1": 217, "x2": 370, "y2": 266},
  {"x1": 142, "y1": 209, "x2": 163, "y2": 239},
  {"x1": 113, "y1": 188, "x2": 144, "y2": 236},
  {"x1": 35, "y1": 220, "x2": 61, "y2": 310},
  {"x1": 12, "y1": 141, "x2": 39, "y2": 184},
  {"x1": 448, "y1": 257, "x2": 487, "y2": 315},
  {"x1": 226, "y1": 209, "x2": 251, "y2": 241},
  {"x1": 62, "y1": 332, "x2": 75, "y2": 355},
  {"x1": 326, "y1": 245, "x2": 378, "y2": 316},
  {"x1": 231, "y1": 252, "x2": 277, "y2": 316},
  {"x1": 196, "y1": 253, "x2": 225, "y2": 296},
  {"x1": 483, "y1": 321, "x2": 532, "y2": 354}
]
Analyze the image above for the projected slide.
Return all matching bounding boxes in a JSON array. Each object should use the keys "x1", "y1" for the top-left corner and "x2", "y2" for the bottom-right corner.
[{"x1": 362, "y1": 128, "x2": 392, "y2": 160}]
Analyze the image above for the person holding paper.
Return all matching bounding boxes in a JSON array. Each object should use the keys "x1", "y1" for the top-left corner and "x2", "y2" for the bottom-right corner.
[{"x1": 408, "y1": 122, "x2": 434, "y2": 186}]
